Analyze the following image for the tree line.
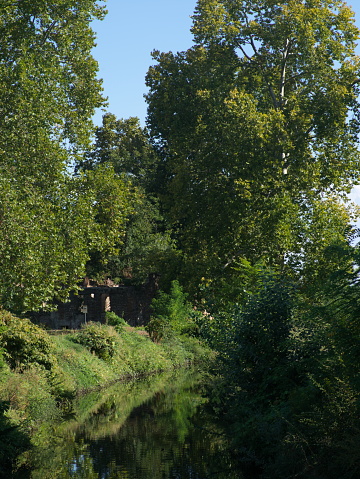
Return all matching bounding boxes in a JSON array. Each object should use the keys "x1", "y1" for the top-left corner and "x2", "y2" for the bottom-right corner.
[{"x1": 2, "y1": 0, "x2": 360, "y2": 312}]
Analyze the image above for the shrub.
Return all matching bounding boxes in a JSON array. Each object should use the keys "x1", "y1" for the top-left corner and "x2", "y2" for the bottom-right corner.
[
  {"x1": 0, "y1": 400, "x2": 31, "y2": 475},
  {"x1": 145, "y1": 315, "x2": 173, "y2": 342},
  {"x1": 146, "y1": 280, "x2": 197, "y2": 341},
  {"x1": 71, "y1": 322, "x2": 117, "y2": 361},
  {"x1": 105, "y1": 312, "x2": 127, "y2": 329},
  {"x1": 0, "y1": 348, "x2": 6, "y2": 371},
  {"x1": 0, "y1": 311, "x2": 57, "y2": 372}
]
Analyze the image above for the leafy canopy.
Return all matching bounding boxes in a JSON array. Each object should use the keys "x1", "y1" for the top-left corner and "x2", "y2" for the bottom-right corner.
[{"x1": 145, "y1": 0, "x2": 360, "y2": 284}]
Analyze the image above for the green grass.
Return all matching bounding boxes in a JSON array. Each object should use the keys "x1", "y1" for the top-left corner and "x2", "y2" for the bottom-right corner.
[{"x1": 51, "y1": 325, "x2": 209, "y2": 393}]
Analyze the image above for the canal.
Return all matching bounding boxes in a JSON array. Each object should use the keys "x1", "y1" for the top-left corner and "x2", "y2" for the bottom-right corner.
[{"x1": 14, "y1": 369, "x2": 242, "y2": 479}]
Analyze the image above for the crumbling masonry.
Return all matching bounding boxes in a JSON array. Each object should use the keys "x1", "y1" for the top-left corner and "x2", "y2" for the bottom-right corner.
[{"x1": 31, "y1": 274, "x2": 159, "y2": 329}]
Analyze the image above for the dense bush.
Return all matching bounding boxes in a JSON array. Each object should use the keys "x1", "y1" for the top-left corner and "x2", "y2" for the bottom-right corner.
[
  {"x1": 0, "y1": 400, "x2": 31, "y2": 475},
  {"x1": 207, "y1": 270, "x2": 360, "y2": 478},
  {"x1": 71, "y1": 322, "x2": 118, "y2": 361},
  {"x1": 0, "y1": 310, "x2": 57, "y2": 372},
  {"x1": 105, "y1": 311, "x2": 127, "y2": 329},
  {"x1": 146, "y1": 280, "x2": 198, "y2": 341}
]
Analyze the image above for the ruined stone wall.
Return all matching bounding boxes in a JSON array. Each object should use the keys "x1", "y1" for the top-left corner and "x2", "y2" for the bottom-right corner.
[{"x1": 30, "y1": 274, "x2": 159, "y2": 329}]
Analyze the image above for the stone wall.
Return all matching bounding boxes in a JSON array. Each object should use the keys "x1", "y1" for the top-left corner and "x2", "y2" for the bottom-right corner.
[{"x1": 31, "y1": 274, "x2": 159, "y2": 329}]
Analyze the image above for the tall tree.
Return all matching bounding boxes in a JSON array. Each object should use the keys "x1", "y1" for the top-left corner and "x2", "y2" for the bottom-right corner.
[
  {"x1": 145, "y1": 0, "x2": 360, "y2": 283},
  {"x1": 0, "y1": 1, "x2": 133, "y2": 312},
  {"x1": 0, "y1": 170, "x2": 133, "y2": 313},
  {"x1": 0, "y1": 0, "x2": 106, "y2": 176}
]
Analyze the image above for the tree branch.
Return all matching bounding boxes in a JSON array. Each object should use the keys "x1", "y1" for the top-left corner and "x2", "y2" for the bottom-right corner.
[
  {"x1": 40, "y1": 20, "x2": 57, "y2": 45},
  {"x1": 279, "y1": 38, "x2": 293, "y2": 107}
]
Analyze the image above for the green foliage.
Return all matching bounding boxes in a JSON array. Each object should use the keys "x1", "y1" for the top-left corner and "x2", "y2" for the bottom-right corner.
[
  {"x1": 105, "y1": 312, "x2": 127, "y2": 328},
  {"x1": 152, "y1": 281, "x2": 189, "y2": 325},
  {"x1": 0, "y1": 0, "x2": 105, "y2": 163},
  {"x1": 0, "y1": 1, "x2": 133, "y2": 314},
  {"x1": 146, "y1": 281, "x2": 198, "y2": 341},
  {"x1": 78, "y1": 112, "x2": 178, "y2": 285},
  {"x1": 227, "y1": 273, "x2": 295, "y2": 400},
  {"x1": 194, "y1": 260, "x2": 295, "y2": 353},
  {"x1": 0, "y1": 173, "x2": 128, "y2": 313},
  {"x1": 52, "y1": 323, "x2": 210, "y2": 392},
  {"x1": 109, "y1": 194, "x2": 178, "y2": 285},
  {"x1": 0, "y1": 401, "x2": 31, "y2": 476},
  {"x1": 0, "y1": 311, "x2": 57, "y2": 372},
  {"x1": 145, "y1": 315, "x2": 172, "y2": 343},
  {"x1": 145, "y1": 0, "x2": 360, "y2": 283},
  {"x1": 81, "y1": 164, "x2": 134, "y2": 280},
  {"x1": 0, "y1": 349, "x2": 6, "y2": 371},
  {"x1": 205, "y1": 261, "x2": 360, "y2": 477},
  {"x1": 0, "y1": 0, "x2": 127, "y2": 313},
  {"x1": 78, "y1": 113, "x2": 160, "y2": 191},
  {"x1": 52, "y1": 335, "x2": 121, "y2": 391},
  {"x1": 299, "y1": 243, "x2": 360, "y2": 392},
  {"x1": 71, "y1": 323, "x2": 118, "y2": 361}
]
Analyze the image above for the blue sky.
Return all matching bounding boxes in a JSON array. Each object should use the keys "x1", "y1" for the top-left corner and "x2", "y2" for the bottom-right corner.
[
  {"x1": 91, "y1": 1, "x2": 360, "y2": 205},
  {"x1": 92, "y1": 0, "x2": 196, "y2": 126}
]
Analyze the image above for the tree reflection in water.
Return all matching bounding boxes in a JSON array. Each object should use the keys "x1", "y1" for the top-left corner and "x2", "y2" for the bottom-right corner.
[{"x1": 16, "y1": 370, "x2": 241, "y2": 479}]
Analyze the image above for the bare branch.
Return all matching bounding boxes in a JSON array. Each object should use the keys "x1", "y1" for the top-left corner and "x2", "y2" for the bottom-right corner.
[
  {"x1": 279, "y1": 38, "x2": 293, "y2": 107},
  {"x1": 40, "y1": 20, "x2": 57, "y2": 45},
  {"x1": 236, "y1": 42, "x2": 253, "y2": 62}
]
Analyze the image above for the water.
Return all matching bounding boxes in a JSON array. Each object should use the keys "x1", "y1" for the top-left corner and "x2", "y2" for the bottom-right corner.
[{"x1": 15, "y1": 370, "x2": 241, "y2": 479}]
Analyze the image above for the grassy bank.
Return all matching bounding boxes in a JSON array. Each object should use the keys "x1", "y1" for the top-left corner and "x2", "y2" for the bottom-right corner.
[
  {"x1": 52, "y1": 326, "x2": 210, "y2": 392},
  {"x1": 0, "y1": 309, "x2": 212, "y2": 474}
]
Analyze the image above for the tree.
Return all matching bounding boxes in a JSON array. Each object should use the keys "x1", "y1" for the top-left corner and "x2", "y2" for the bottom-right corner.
[
  {"x1": 208, "y1": 269, "x2": 360, "y2": 477},
  {"x1": 0, "y1": 175, "x2": 94, "y2": 312},
  {"x1": 78, "y1": 113, "x2": 178, "y2": 286},
  {"x1": 79, "y1": 165, "x2": 134, "y2": 283},
  {"x1": 0, "y1": 1, "x2": 135, "y2": 312},
  {"x1": 145, "y1": 0, "x2": 360, "y2": 284},
  {"x1": 0, "y1": 0, "x2": 106, "y2": 175},
  {"x1": 146, "y1": 280, "x2": 197, "y2": 341},
  {"x1": 0, "y1": 166, "x2": 133, "y2": 313},
  {"x1": 78, "y1": 113, "x2": 160, "y2": 191}
]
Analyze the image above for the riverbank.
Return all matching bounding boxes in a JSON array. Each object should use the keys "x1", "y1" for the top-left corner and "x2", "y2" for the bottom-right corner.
[
  {"x1": 0, "y1": 309, "x2": 213, "y2": 474},
  {"x1": 9, "y1": 369, "x2": 228, "y2": 479}
]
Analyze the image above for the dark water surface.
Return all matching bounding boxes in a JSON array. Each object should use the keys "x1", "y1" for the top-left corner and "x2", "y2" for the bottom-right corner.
[{"x1": 16, "y1": 370, "x2": 241, "y2": 479}]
